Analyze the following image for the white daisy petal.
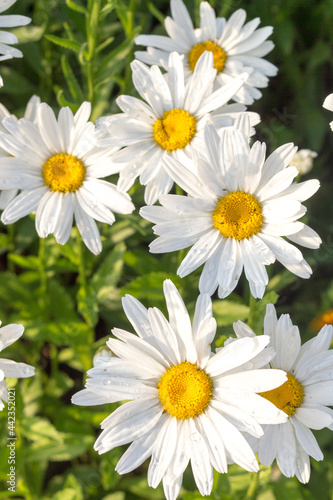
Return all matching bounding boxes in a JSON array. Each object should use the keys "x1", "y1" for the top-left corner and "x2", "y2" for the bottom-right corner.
[
  {"x1": 206, "y1": 336, "x2": 270, "y2": 377},
  {"x1": 148, "y1": 417, "x2": 178, "y2": 488},
  {"x1": 291, "y1": 417, "x2": 323, "y2": 461},
  {"x1": 192, "y1": 293, "x2": 216, "y2": 369},
  {"x1": 187, "y1": 418, "x2": 214, "y2": 496},
  {"x1": 163, "y1": 280, "x2": 197, "y2": 363},
  {"x1": 276, "y1": 420, "x2": 297, "y2": 478},
  {"x1": 258, "y1": 424, "x2": 279, "y2": 466},
  {"x1": 0, "y1": 99, "x2": 132, "y2": 253},
  {"x1": 36, "y1": 190, "x2": 63, "y2": 238},
  {"x1": 0, "y1": 1, "x2": 30, "y2": 63},
  {"x1": 73, "y1": 281, "x2": 286, "y2": 495},
  {"x1": 0, "y1": 321, "x2": 34, "y2": 409},
  {"x1": 2, "y1": 187, "x2": 48, "y2": 224},
  {"x1": 74, "y1": 199, "x2": 102, "y2": 255},
  {"x1": 116, "y1": 416, "x2": 168, "y2": 475},
  {"x1": 295, "y1": 406, "x2": 333, "y2": 430},
  {"x1": 295, "y1": 438, "x2": 311, "y2": 484},
  {"x1": 239, "y1": 304, "x2": 332, "y2": 482}
]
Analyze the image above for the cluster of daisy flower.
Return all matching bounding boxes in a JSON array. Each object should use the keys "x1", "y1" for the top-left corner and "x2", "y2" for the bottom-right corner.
[{"x1": 0, "y1": 1, "x2": 333, "y2": 499}]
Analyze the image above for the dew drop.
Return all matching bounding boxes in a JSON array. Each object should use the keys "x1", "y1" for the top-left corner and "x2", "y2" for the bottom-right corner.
[{"x1": 102, "y1": 378, "x2": 112, "y2": 386}]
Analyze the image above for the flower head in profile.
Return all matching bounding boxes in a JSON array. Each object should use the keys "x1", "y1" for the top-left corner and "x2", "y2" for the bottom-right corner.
[
  {"x1": 233, "y1": 304, "x2": 333, "y2": 483},
  {"x1": 0, "y1": 320, "x2": 35, "y2": 410},
  {"x1": 135, "y1": 0, "x2": 277, "y2": 104},
  {"x1": 0, "y1": 0, "x2": 31, "y2": 85},
  {"x1": 323, "y1": 93, "x2": 333, "y2": 130},
  {"x1": 0, "y1": 95, "x2": 40, "y2": 210},
  {"x1": 290, "y1": 149, "x2": 317, "y2": 176},
  {"x1": 72, "y1": 280, "x2": 288, "y2": 500},
  {"x1": 97, "y1": 50, "x2": 258, "y2": 205},
  {"x1": 140, "y1": 124, "x2": 321, "y2": 298},
  {"x1": 0, "y1": 101, "x2": 135, "y2": 255}
]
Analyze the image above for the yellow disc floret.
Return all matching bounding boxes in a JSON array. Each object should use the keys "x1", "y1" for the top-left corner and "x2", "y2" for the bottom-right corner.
[
  {"x1": 158, "y1": 361, "x2": 213, "y2": 420},
  {"x1": 258, "y1": 373, "x2": 304, "y2": 417},
  {"x1": 212, "y1": 191, "x2": 263, "y2": 240},
  {"x1": 189, "y1": 41, "x2": 227, "y2": 73},
  {"x1": 153, "y1": 109, "x2": 196, "y2": 152},
  {"x1": 43, "y1": 153, "x2": 85, "y2": 192}
]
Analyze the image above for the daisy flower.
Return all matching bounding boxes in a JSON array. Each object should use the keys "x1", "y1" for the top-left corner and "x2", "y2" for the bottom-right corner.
[
  {"x1": 233, "y1": 304, "x2": 333, "y2": 483},
  {"x1": 140, "y1": 124, "x2": 321, "y2": 299},
  {"x1": 0, "y1": 0, "x2": 31, "y2": 84},
  {"x1": 323, "y1": 93, "x2": 333, "y2": 130},
  {"x1": 0, "y1": 320, "x2": 35, "y2": 410},
  {"x1": 135, "y1": 0, "x2": 277, "y2": 104},
  {"x1": 290, "y1": 149, "x2": 317, "y2": 177},
  {"x1": 97, "y1": 50, "x2": 259, "y2": 205},
  {"x1": 0, "y1": 95, "x2": 40, "y2": 210},
  {"x1": 0, "y1": 101, "x2": 135, "y2": 255},
  {"x1": 72, "y1": 280, "x2": 287, "y2": 500}
]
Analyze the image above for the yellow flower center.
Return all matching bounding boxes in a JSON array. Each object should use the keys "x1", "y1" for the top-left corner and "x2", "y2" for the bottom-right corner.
[
  {"x1": 153, "y1": 109, "x2": 196, "y2": 152},
  {"x1": 258, "y1": 373, "x2": 304, "y2": 417},
  {"x1": 42, "y1": 153, "x2": 85, "y2": 192},
  {"x1": 188, "y1": 41, "x2": 227, "y2": 73},
  {"x1": 212, "y1": 191, "x2": 263, "y2": 240},
  {"x1": 158, "y1": 361, "x2": 213, "y2": 420}
]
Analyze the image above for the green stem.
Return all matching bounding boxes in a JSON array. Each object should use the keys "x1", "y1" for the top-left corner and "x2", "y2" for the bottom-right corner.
[
  {"x1": 245, "y1": 472, "x2": 259, "y2": 500},
  {"x1": 38, "y1": 238, "x2": 48, "y2": 310},
  {"x1": 76, "y1": 231, "x2": 87, "y2": 291},
  {"x1": 7, "y1": 224, "x2": 15, "y2": 273},
  {"x1": 85, "y1": 0, "x2": 102, "y2": 103},
  {"x1": 247, "y1": 292, "x2": 257, "y2": 331}
]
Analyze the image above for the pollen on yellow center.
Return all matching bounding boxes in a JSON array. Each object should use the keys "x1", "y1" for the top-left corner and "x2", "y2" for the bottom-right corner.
[
  {"x1": 158, "y1": 361, "x2": 213, "y2": 420},
  {"x1": 42, "y1": 153, "x2": 85, "y2": 193},
  {"x1": 153, "y1": 109, "x2": 196, "y2": 152},
  {"x1": 212, "y1": 191, "x2": 263, "y2": 240},
  {"x1": 188, "y1": 41, "x2": 227, "y2": 73},
  {"x1": 258, "y1": 373, "x2": 304, "y2": 417}
]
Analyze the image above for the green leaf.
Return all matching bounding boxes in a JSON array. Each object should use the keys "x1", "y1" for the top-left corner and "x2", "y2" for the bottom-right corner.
[
  {"x1": 7, "y1": 254, "x2": 40, "y2": 270},
  {"x1": 45, "y1": 34, "x2": 82, "y2": 54},
  {"x1": 23, "y1": 434, "x2": 95, "y2": 463},
  {"x1": 90, "y1": 242, "x2": 126, "y2": 301},
  {"x1": 65, "y1": 0, "x2": 87, "y2": 14},
  {"x1": 77, "y1": 286, "x2": 99, "y2": 327},
  {"x1": 25, "y1": 319, "x2": 93, "y2": 346},
  {"x1": 21, "y1": 417, "x2": 63, "y2": 443},
  {"x1": 121, "y1": 272, "x2": 182, "y2": 301},
  {"x1": 213, "y1": 300, "x2": 250, "y2": 326}
]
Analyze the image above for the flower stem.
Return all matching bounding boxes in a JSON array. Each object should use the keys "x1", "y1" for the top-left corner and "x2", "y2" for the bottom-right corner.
[
  {"x1": 86, "y1": 0, "x2": 101, "y2": 103},
  {"x1": 76, "y1": 231, "x2": 87, "y2": 291},
  {"x1": 245, "y1": 471, "x2": 259, "y2": 500},
  {"x1": 247, "y1": 292, "x2": 258, "y2": 331}
]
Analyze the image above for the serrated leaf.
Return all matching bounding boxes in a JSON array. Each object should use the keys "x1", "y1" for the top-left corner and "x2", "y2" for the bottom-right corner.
[{"x1": 45, "y1": 35, "x2": 81, "y2": 53}]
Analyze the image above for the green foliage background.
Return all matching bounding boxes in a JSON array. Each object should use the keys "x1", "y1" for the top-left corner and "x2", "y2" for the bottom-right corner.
[{"x1": 0, "y1": 0, "x2": 332, "y2": 498}]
